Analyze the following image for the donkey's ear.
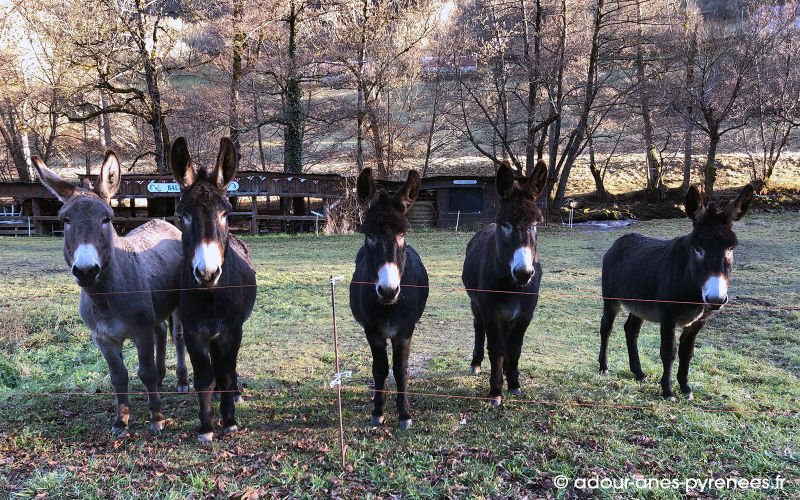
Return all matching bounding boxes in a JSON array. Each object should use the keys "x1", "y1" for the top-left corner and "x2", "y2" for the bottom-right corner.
[
  {"x1": 357, "y1": 168, "x2": 375, "y2": 205},
  {"x1": 724, "y1": 184, "x2": 754, "y2": 222},
  {"x1": 33, "y1": 157, "x2": 78, "y2": 203},
  {"x1": 93, "y1": 151, "x2": 121, "y2": 203},
  {"x1": 393, "y1": 169, "x2": 421, "y2": 213},
  {"x1": 170, "y1": 137, "x2": 195, "y2": 189},
  {"x1": 523, "y1": 159, "x2": 548, "y2": 199},
  {"x1": 685, "y1": 186, "x2": 705, "y2": 223},
  {"x1": 495, "y1": 160, "x2": 515, "y2": 200},
  {"x1": 213, "y1": 137, "x2": 238, "y2": 190}
]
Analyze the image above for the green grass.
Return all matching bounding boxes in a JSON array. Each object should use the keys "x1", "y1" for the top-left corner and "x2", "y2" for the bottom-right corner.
[{"x1": 1, "y1": 213, "x2": 799, "y2": 498}]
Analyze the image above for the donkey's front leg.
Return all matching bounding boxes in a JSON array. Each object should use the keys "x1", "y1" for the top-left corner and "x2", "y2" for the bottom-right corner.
[
  {"x1": 94, "y1": 334, "x2": 131, "y2": 435},
  {"x1": 659, "y1": 320, "x2": 678, "y2": 400},
  {"x1": 677, "y1": 320, "x2": 704, "y2": 400},
  {"x1": 184, "y1": 332, "x2": 216, "y2": 442},
  {"x1": 505, "y1": 325, "x2": 525, "y2": 396},
  {"x1": 485, "y1": 322, "x2": 505, "y2": 407},
  {"x1": 367, "y1": 335, "x2": 389, "y2": 426},
  {"x1": 391, "y1": 335, "x2": 413, "y2": 429},
  {"x1": 212, "y1": 329, "x2": 242, "y2": 435},
  {"x1": 133, "y1": 332, "x2": 165, "y2": 432},
  {"x1": 469, "y1": 302, "x2": 485, "y2": 375}
]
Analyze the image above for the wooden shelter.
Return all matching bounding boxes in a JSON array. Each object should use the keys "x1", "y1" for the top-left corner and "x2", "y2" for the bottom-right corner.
[
  {"x1": 0, "y1": 171, "x2": 347, "y2": 235},
  {"x1": 379, "y1": 175, "x2": 548, "y2": 229}
]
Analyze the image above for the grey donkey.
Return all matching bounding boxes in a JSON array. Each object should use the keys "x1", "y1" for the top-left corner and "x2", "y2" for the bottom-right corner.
[{"x1": 35, "y1": 152, "x2": 189, "y2": 435}]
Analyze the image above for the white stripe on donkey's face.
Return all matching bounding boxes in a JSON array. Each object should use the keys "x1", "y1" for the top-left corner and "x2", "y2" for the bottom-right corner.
[
  {"x1": 701, "y1": 275, "x2": 728, "y2": 306},
  {"x1": 72, "y1": 244, "x2": 100, "y2": 282},
  {"x1": 376, "y1": 263, "x2": 401, "y2": 302},
  {"x1": 510, "y1": 246, "x2": 534, "y2": 284},
  {"x1": 192, "y1": 241, "x2": 223, "y2": 286}
]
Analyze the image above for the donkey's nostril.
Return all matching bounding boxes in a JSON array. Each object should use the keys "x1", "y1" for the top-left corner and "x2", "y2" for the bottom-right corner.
[
  {"x1": 513, "y1": 267, "x2": 534, "y2": 284},
  {"x1": 194, "y1": 266, "x2": 221, "y2": 286},
  {"x1": 72, "y1": 264, "x2": 100, "y2": 285},
  {"x1": 377, "y1": 284, "x2": 399, "y2": 302}
]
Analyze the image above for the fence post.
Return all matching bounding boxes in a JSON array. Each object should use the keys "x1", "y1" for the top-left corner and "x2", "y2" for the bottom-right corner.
[{"x1": 329, "y1": 275, "x2": 346, "y2": 469}]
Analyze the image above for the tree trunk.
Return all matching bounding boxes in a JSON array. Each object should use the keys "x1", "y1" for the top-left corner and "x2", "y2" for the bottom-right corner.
[
  {"x1": 521, "y1": 0, "x2": 541, "y2": 174},
  {"x1": 230, "y1": 0, "x2": 245, "y2": 146},
  {"x1": 587, "y1": 135, "x2": 607, "y2": 201},
  {"x1": 134, "y1": 0, "x2": 168, "y2": 174},
  {"x1": 553, "y1": 0, "x2": 603, "y2": 209},
  {"x1": 704, "y1": 130, "x2": 720, "y2": 198},
  {"x1": 365, "y1": 100, "x2": 387, "y2": 176},
  {"x1": 546, "y1": 0, "x2": 566, "y2": 205},
  {"x1": 284, "y1": 0, "x2": 305, "y2": 219},
  {"x1": 355, "y1": 0, "x2": 368, "y2": 173},
  {"x1": 681, "y1": 17, "x2": 697, "y2": 194},
  {"x1": 636, "y1": 0, "x2": 661, "y2": 197},
  {"x1": 422, "y1": 76, "x2": 441, "y2": 178},
  {"x1": 0, "y1": 104, "x2": 32, "y2": 182}
]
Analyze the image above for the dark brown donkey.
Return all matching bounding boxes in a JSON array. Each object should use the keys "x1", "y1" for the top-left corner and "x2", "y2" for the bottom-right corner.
[
  {"x1": 35, "y1": 153, "x2": 188, "y2": 435},
  {"x1": 171, "y1": 137, "x2": 256, "y2": 443},
  {"x1": 462, "y1": 160, "x2": 548, "y2": 406},
  {"x1": 350, "y1": 168, "x2": 429, "y2": 429},
  {"x1": 599, "y1": 185, "x2": 754, "y2": 400}
]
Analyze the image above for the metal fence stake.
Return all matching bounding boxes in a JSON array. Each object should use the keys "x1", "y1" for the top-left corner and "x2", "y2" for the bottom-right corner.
[{"x1": 329, "y1": 275, "x2": 346, "y2": 469}]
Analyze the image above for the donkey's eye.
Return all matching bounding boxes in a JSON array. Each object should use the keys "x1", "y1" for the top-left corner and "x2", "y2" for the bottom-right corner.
[
  {"x1": 62, "y1": 217, "x2": 71, "y2": 225},
  {"x1": 182, "y1": 214, "x2": 191, "y2": 226},
  {"x1": 220, "y1": 212, "x2": 228, "y2": 224},
  {"x1": 396, "y1": 233, "x2": 406, "y2": 245},
  {"x1": 500, "y1": 222, "x2": 512, "y2": 234},
  {"x1": 101, "y1": 217, "x2": 111, "y2": 225},
  {"x1": 725, "y1": 248, "x2": 734, "y2": 260},
  {"x1": 694, "y1": 247, "x2": 705, "y2": 260},
  {"x1": 366, "y1": 235, "x2": 376, "y2": 246}
]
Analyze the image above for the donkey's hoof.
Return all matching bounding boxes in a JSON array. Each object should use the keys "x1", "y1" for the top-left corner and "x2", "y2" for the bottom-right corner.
[
  {"x1": 599, "y1": 369, "x2": 609, "y2": 375},
  {"x1": 370, "y1": 415, "x2": 385, "y2": 427},
  {"x1": 233, "y1": 395, "x2": 244, "y2": 404},
  {"x1": 150, "y1": 420, "x2": 166, "y2": 432},
  {"x1": 111, "y1": 426, "x2": 127, "y2": 437},
  {"x1": 489, "y1": 397, "x2": 502, "y2": 408},
  {"x1": 198, "y1": 432, "x2": 214, "y2": 443},
  {"x1": 508, "y1": 388, "x2": 522, "y2": 396},
  {"x1": 662, "y1": 393, "x2": 676, "y2": 402},
  {"x1": 177, "y1": 385, "x2": 190, "y2": 393},
  {"x1": 634, "y1": 373, "x2": 647, "y2": 382},
  {"x1": 223, "y1": 425, "x2": 238, "y2": 435},
  {"x1": 469, "y1": 365, "x2": 481, "y2": 375},
  {"x1": 684, "y1": 392, "x2": 694, "y2": 401},
  {"x1": 398, "y1": 419, "x2": 412, "y2": 430}
]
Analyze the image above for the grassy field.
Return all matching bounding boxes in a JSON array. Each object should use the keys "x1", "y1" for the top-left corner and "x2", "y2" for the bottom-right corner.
[{"x1": 1, "y1": 213, "x2": 799, "y2": 499}]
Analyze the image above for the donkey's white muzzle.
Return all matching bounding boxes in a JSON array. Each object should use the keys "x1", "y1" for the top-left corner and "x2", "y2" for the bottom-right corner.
[
  {"x1": 702, "y1": 275, "x2": 728, "y2": 309},
  {"x1": 376, "y1": 263, "x2": 401, "y2": 304},
  {"x1": 193, "y1": 242, "x2": 223, "y2": 287},
  {"x1": 72, "y1": 244, "x2": 101, "y2": 286},
  {"x1": 511, "y1": 247, "x2": 535, "y2": 285}
]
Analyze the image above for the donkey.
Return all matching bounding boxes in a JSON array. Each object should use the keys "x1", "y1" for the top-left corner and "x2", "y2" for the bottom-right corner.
[
  {"x1": 350, "y1": 168, "x2": 429, "y2": 430},
  {"x1": 462, "y1": 159, "x2": 548, "y2": 407},
  {"x1": 34, "y1": 153, "x2": 188, "y2": 435},
  {"x1": 170, "y1": 137, "x2": 256, "y2": 443},
  {"x1": 598, "y1": 184, "x2": 754, "y2": 400}
]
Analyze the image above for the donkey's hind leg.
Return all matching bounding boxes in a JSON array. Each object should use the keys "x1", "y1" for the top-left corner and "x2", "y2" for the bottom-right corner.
[
  {"x1": 469, "y1": 301, "x2": 486, "y2": 375},
  {"x1": 94, "y1": 334, "x2": 131, "y2": 435},
  {"x1": 599, "y1": 299, "x2": 620, "y2": 374},
  {"x1": 154, "y1": 321, "x2": 168, "y2": 392},
  {"x1": 171, "y1": 312, "x2": 190, "y2": 393}
]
